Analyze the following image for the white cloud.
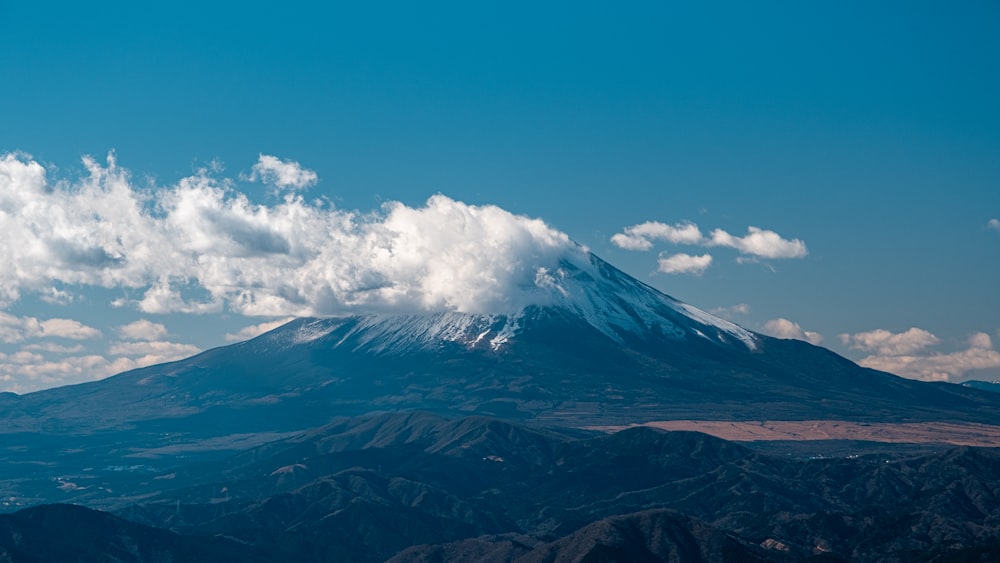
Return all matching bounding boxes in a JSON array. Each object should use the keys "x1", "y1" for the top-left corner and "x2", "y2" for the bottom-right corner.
[
  {"x1": 839, "y1": 327, "x2": 940, "y2": 356},
  {"x1": 225, "y1": 318, "x2": 295, "y2": 342},
  {"x1": 611, "y1": 218, "x2": 806, "y2": 270},
  {"x1": 707, "y1": 226, "x2": 807, "y2": 259},
  {"x1": 989, "y1": 218, "x2": 1000, "y2": 231},
  {"x1": 249, "y1": 154, "x2": 318, "y2": 191},
  {"x1": 611, "y1": 221, "x2": 703, "y2": 251},
  {"x1": 656, "y1": 252, "x2": 713, "y2": 275},
  {"x1": 118, "y1": 319, "x2": 168, "y2": 341},
  {"x1": 0, "y1": 312, "x2": 102, "y2": 343},
  {"x1": 0, "y1": 152, "x2": 583, "y2": 317},
  {"x1": 843, "y1": 328, "x2": 1000, "y2": 382},
  {"x1": 761, "y1": 318, "x2": 823, "y2": 345}
]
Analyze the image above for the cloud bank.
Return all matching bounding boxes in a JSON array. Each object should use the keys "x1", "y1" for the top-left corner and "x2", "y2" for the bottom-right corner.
[
  {"x1": 0, "y1": 314, "x2": 201, "y2": 393},
  {"x1": 0, "y1": 152, "x2": 582, "y2": 317},
  {"x1": 840, "y1": 328, "x2": 1000, "y2": 382},
  {"x1": 610, "y1": 218, "x2": 807, "y2": 274},
  {"x1": 840, "y1": 327, "x2": 940, "y2": 356}
]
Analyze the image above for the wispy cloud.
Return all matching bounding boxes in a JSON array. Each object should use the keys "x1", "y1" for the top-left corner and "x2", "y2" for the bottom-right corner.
[
  {"x1": 0, "y1": 152, "x2": 583, "y2": 317},
  {"x1": 657, "y1": 252, "x2": 712, "y2": 275},
  {"x1": 709, "y1": 303, "x2": 750, "y2": 319},
  {"x1": 249, "y1": 154, "x2": 318, "y2": 191},
  {"x1": 988, "y1": 218, "x2": 1000, "y2": 231},
  {"x1": 22, "y1": 342, "x2": 86, "y2": 354},
  {"x1": 107, "y1": 340, "x2": 201, "y2": 362},
  {"x1": 225, "y1": 318, "x2": 296, "y2": 342},
  {"x1": 761, "y1": 318, "x2": 823, "y2": 345},
  {"x1": 840, "y1": 328, "x2": 1000, "y2": 382}
]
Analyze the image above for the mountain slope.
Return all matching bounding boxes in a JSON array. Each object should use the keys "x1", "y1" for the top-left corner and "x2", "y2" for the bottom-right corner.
[{"x1": 0, "y1": 504, "x2": 266, "y2": 562}]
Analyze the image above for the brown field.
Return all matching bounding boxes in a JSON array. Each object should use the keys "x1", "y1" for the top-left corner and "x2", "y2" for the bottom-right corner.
[{"x1": 585, "y1": 420, "x2": 1000, "y2": 447}]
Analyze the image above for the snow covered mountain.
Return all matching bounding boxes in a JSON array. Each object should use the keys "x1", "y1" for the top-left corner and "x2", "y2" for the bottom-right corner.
[
  {"x1": 6, "y1": 249, "x2": 1000, "y2": 445},
  {"x1": 263, "y1": 252, "x2": 756, "y2": 355}
]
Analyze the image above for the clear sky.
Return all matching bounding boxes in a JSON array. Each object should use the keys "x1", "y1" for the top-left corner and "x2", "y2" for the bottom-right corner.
[{"x1": 1, "y1": 1, "x2": 999, "y2": 392}]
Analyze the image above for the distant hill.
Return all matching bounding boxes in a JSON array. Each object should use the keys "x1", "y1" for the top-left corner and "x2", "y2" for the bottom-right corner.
[{"x1": 5, "y1": 413, "x2": 1000, "y2": 561}]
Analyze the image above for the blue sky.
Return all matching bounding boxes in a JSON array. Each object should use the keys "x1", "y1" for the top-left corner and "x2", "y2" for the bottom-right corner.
[{"x1": 1, "y1": 1, "x2": 999, "y2": 392}]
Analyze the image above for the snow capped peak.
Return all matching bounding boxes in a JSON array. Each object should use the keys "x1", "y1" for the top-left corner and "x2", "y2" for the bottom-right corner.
[
  {"x1": 260, "y1": 249, "x2": 756, "y2": 355},
  {"x1": 539, "y1": 252, "x2": 757, "y2": 350}
]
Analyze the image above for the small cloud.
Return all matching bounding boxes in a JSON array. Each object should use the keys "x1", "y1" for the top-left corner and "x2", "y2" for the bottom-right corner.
[
  {"x1": 118, "y1": 319, "x2": 168, "y2": 341},
  {"x1": 839, "y1": 327, "x2": 940, "y2": 356},
  {"x1": 707, "y1": 226, "x2": 807, "y2": 259},
  {"x1": 225, "y1": 317, "x2": 295, "y2": 342},
  {"x1": 611, "y1": 221, "x2": 703, "y2": 251},
  {"x1": 761, "y1": 318, "x2": 823, "y2": 345},
  {"x1": 989, "y1": 218, "x2": 1000, "y2": 231},
  {"x1": 969, "y1": 332, "x2": 994, "y2": 350},
  {"x1": 249, "y1": 154, "x2": 318, "y2": 191},
  {"x1": 843, "y1": 328, "x2": 1000, "y2": 382},
  {"x1": 657, "y1": 252, "x2": 713, "y2": 275},
  {"x1": 710, "y1": 303, "x2": 750, "y2": 319}
]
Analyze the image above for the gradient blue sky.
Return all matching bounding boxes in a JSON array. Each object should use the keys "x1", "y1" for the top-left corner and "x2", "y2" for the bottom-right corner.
[{"x1": 1, "y1": 1, "x2": 999, "y2": 392}]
